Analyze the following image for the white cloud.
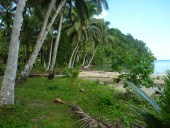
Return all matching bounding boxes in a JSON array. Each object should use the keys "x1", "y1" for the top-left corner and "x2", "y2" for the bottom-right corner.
[{"x1": 94, "y1": 10, "x2": 108, "y2": 19}]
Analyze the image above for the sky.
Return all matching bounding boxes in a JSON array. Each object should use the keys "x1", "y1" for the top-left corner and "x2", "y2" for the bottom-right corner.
[{"x1": 97, "y1": 0, "x2": 170, "y2": 60}]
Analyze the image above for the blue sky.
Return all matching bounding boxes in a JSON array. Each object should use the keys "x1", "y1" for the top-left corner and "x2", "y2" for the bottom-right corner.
[{"x1": 98, "y1": 0, "x2": 170, "y2": 60}]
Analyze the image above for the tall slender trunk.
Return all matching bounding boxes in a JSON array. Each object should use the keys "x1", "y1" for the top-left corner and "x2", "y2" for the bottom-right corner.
[
  {"x1": 18, "y1": 0, "x2": 66, "y2": 82},
  {"x1": 26, "y1": 44, "x2": 29, "y2": 62},
  {"x1": 24, "y1": 44, "x2": 27, "y2": 62},
  {"x1": 45, "y1": 33, "x2": 54, "y2": 71},
  {"x1": 40, "y1": 48, "x2": 43, "y2": 68},
  {"x1": 0, "y1": 0, "x2": 26, "y2": 105},
  {"x1": 82, "y1": 52, "x2": 87, "y2": 66},
  {"x1": 86, "y1": 44, "x2": 98, "y2": 68},
  {"x1": 71, "y1": 45, "x2": 79, "y2": 68},
  {"x1": 48, "y1": 13, "x2": 63, "y2": 79},
  {"x1": 68, "y1": 41, "x2": 80, "y2": 68}
]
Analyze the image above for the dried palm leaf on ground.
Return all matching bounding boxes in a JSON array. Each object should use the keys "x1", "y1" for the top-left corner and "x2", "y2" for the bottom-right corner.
[{"x1": 71, "y1": 105, "x2": 113, "y2": 128}]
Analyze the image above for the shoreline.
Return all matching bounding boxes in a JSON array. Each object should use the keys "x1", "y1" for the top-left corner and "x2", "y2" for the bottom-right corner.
[
  {"x1": 79, "y1": 70, "x2": 165, "y2": 96},
  {"x1": 79, "y1": 70, "x2": 165, "y2": 85}
]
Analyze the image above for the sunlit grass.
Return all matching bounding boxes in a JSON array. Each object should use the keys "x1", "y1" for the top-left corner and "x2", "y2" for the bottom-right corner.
[{"x1": 0, "y1": 77, "x2": 145, "y2": 127}]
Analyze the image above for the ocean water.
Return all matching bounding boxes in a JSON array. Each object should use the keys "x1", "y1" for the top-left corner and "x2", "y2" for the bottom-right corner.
[{"x1": 154, "y1": 60, "x2": 170, "y2": 75}]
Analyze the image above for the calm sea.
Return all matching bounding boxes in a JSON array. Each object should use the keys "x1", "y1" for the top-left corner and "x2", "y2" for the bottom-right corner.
[{"x1": 154, "y1": 60, "x2": 170, "y2": 75}]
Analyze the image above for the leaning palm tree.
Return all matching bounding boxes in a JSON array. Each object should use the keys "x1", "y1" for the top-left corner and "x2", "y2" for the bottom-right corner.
[
  {"x1": 17, "y1": 0, "x2": 66, "y2": 83},
  {"x1": 81, "y1": 41, "x2": 95, "y2": 66},
  {"x1": 85, "y1": 20, "x2": 115, "y2": 68},
  {"x1": 0, "y1": 0, "x2": 27, "y2": 105},
  {"x1": 64, "y1": 8, "x2": 101, "y2": 68},
  {"x1": 17, "y1": 0, "x2": 57, "y2": 80},
  {"x1": 18, "y1": 0, "x2": 109, "y2": 82}
]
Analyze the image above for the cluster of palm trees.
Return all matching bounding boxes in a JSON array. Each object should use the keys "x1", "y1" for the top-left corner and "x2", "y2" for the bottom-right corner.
[
  {"x1": 0, "y1": 0, "x2": 155, "y2": 107},
  {"x1": 2, "y1": 2, "x2": 165, "y2": 128},
  {"x1": 0, "y1": 0, "x2": 115, "y2": 105}
]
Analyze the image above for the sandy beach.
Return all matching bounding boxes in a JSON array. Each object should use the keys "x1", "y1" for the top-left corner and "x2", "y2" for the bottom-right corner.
[
  {"x1": 79, "y1": 70, "x2": 165, "y2": 96},
  {"x1": 79, "y1": 70, "x2": 164, "y2": 84}
]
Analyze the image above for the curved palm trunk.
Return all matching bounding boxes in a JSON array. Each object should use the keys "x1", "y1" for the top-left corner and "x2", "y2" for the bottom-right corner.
[
  {"x1": 18, "y1": 0, "x2": 66, "y2": 82},
  {"x1": 48, "y1": 13, "x2": 63, "y2": 79},
  {"x1": 0, "y1": 0, "x2": 26, "y2": 105},
  {"x1": 86, "y1": 44, "x2": 98, "y2": 68},
  {"x1": 71, "y1": 45, "x2": 79, "y2": 68},
  {"x1": 68, "y1": 41, "x2": 80, "y2": 68},
  {"x1": 45, "y1": 33, "x2": 54, "y2": 71},
  {"x1": 82, "y1": 52, "x2": 87, "y2": 66}
]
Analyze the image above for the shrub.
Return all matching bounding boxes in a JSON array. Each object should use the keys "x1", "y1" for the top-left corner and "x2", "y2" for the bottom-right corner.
[{"x1": 65, "y1": 68, "x2": 80, "y2": 92}]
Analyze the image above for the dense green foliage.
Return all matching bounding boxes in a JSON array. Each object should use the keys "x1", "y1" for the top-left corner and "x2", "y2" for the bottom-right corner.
[
  {"x1": 161, "y1": 70, "x2": 170, "y2": 126},
  {"x1": 0, "y1": 1, "x2": 165, "y2": 127},
  {"x1": 0, "y1": 77, "x2": 147, "y2": 127},
  {"x1": 126, "y1": 70, "x2": 170, "y2": 128},
  {"x1": 91, "y1": 29, "x2": 155, "y2": 87},
  {"x1": 110, "y1": 31, "x2": 155, "y2": 87},
  {"x1": 0, "y1": 1, "x2": 155, "y2": 78}
]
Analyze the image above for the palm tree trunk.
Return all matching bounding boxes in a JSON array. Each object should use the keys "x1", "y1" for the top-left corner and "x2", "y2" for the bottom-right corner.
[
  {"x1": 17, "y1": 0, "x2": 66, "y2": 83},
  {"x1": 86, "y1": 44, "x2": 98, "y2": 68},
  {"x1": 40, "y1": 48, "x2": 43, "y2": 68},
  {"x1": 71, "y1": 45, "x2": 79, "y2": 68},
  {"x1": 48, "y1": 13, "x2": 63, "y2": 79},
  {"x1": 0, "y1": 0, "x2": 26, "y2": 105},
  {"x1": 26, "y1": 44, "x2": 29, "y2": 62},
  {"x1": 82, "y1": 52, "x2": 87, "y2": 66},
  {"x1": 45, "y1": 33, "x2": 54, "y2": 71},
  {"x1": 68, "y1": 41, "x2": 80, "y2": 68}
]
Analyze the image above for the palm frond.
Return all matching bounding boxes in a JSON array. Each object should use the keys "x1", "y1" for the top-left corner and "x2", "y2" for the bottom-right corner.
[
  {"x1": 75, "y1": 0, "x2": 89, "y2": 19},
  {"x1": 129, "y1": 104, "x2": 164, "y2": 128},
  {"x1": 125, "y1": 81, "x2": 161, "y2": 112},
  {"x1": 162, "y1": 70, "x2": 170, "y2": 125}
]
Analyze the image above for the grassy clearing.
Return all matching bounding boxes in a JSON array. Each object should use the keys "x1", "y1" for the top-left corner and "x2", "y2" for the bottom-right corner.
[{"x1": 0, "y1": 77, "x2": 145, "y2": 128}]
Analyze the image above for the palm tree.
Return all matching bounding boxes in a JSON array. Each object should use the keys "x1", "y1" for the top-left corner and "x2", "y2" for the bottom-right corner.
[
  {"x1": 17, "y1": 0, "x2": 66, "y2": 83},
  {"x1": 20, "y1": 6, "x2": 44, "y2": 64},
  {"x1": 85, "y1": 20, "x2": 115, "y2": 68},
  {"x1": 45, "y1": 30, "x2": 54, "y2": 71},
  {"x1": 0, "y1": 0, "x2": 27, "y2": 105},
  {"x1": 81, "y1": 41, "x2": 95, "y2": 66},
  {"x1": 48, "y1": 12, "x2": 63, "y2": 79},
  {"x1": 17, "y1": 0, "x2": 109, "y2": 82},
  {"x1": 65, "y1": 7, "x2": 102, "y2": 68}
]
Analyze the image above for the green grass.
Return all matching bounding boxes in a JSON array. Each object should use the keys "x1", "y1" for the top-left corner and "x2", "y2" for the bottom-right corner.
[{"x1": 0, "y1": 77, "x2": 145, "y2": 128}]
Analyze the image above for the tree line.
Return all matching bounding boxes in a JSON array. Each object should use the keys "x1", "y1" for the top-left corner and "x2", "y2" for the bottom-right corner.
[{"x1": 0, "y1": 0, "x2": 155, "y2": 105}]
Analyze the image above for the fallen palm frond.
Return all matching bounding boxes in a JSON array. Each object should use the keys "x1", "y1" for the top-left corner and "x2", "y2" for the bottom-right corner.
[{"x1": 71, "y1": 105, "x2": 113, "y2": 128}]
